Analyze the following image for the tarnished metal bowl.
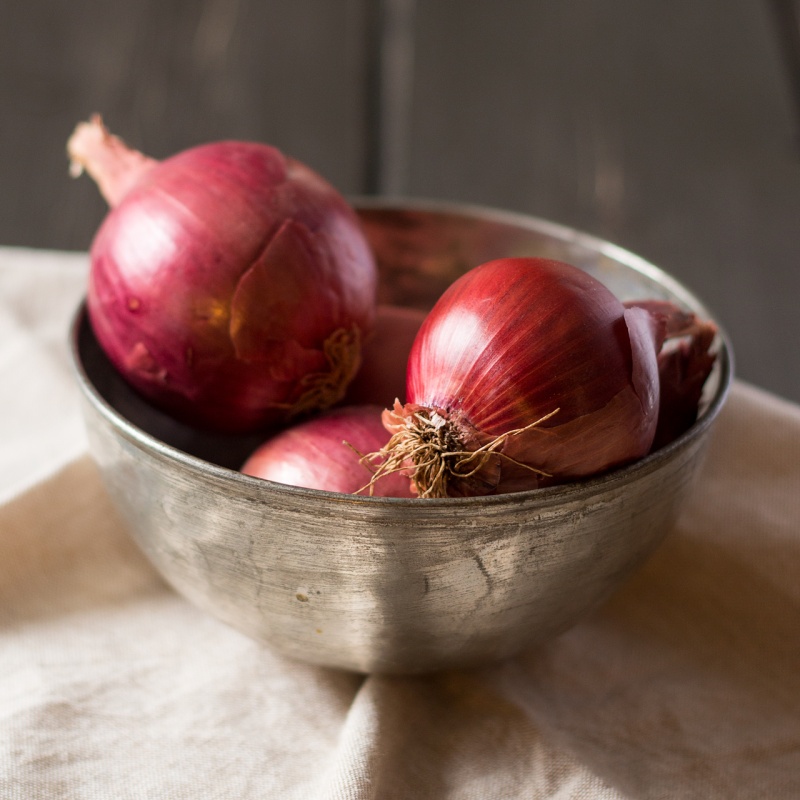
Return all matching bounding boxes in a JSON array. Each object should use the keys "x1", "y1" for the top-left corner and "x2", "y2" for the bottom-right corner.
[{"x1": 69, "y1": 198, "x2": 733, "y2": 674}]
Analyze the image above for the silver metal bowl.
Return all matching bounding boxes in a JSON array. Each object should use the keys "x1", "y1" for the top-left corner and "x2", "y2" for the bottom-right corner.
[{"x1": 69, "y1": 198, "x2": 733, "y2": 674}]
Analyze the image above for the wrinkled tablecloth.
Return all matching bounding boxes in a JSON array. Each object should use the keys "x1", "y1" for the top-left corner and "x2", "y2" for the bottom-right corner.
[{"x1": 2, "y1": 245, "x2": 799, "y2": 799}]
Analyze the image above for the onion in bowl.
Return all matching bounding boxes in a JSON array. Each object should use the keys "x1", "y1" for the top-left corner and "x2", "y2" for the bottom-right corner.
[
  {"x1": 68, "y1": 116, "x2": 378, "y2": 433},
  {"x1": 242, "y1": 404, "x2": 414, "y2": 497},
  {"x1": 370, "y1": 257, "x2": 715, "y2": 498}
]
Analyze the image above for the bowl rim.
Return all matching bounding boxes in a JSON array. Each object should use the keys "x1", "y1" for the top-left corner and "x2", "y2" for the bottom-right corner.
[
  {"x1": 352, "y1": 194, "x2": 723, "y2": 319},
  {"x1": 69, "y1": 197, "x2": 734, "y2": 510}
]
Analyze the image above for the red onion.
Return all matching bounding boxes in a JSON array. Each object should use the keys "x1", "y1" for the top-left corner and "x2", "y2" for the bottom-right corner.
[
  {"x1": 373, "y1": 257, "x2": 667, "y2": 498},
  {"x1": 68, "y1": 116, "x2": 377, "y2": 433},
  {"x1": 241, "y1": 405, "x2": 414, "y2": 497},
  {"x1": 345, "y1": 304, "x2": 427, "y2": 406}
]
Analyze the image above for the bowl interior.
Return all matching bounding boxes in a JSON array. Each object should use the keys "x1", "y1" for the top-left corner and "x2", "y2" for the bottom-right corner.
[{"x1": 74, "y1": 197, "x2": 732, "y2": 477}]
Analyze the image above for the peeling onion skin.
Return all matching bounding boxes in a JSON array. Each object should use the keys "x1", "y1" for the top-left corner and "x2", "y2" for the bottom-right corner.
[
  {"x1": 69, "y1": 116, "x2": 377, "y2": 433},
  {"x1": 383, "y1": 257, "x2": 665, "y2": 497},
  {"x1": 241, "y1": 405, "x2": 415, "y2": 497},
  {"x1": 625, "y1": 299, "x2": 718, "y2": 450}
]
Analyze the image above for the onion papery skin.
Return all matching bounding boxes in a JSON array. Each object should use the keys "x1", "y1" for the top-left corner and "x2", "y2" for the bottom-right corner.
[
  {"x1": 624, "y1": 299, "x2": 718, "y2": 450},
  {"x1": 344, "y1": 304, "x2": 427, "y2": 407},
  {"x1": 242, "y1": 405, "x2": 415, "y2": 497},
  {"x1": 73, "y1": 118, "x2": 377, "y2": 433},
  {"x1": 385, "y1": 257, "x2": 664, "y2": 497}
]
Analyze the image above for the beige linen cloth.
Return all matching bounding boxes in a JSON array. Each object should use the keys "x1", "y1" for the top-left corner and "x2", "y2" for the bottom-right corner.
[{"x1": 1, "y1": 245, "x2": 799, "y2": 799}]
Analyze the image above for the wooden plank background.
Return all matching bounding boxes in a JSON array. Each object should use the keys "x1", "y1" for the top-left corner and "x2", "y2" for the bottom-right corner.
[{"x1": 2, "y1": 0, "x2": 799, "y2": 403}]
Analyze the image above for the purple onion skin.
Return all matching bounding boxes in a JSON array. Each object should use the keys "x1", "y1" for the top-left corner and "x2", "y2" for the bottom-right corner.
[
  {"x1": 87, "y1": 140, "x2": 377, "y2": 433},
  {"x1": 395, "y1": 257, "x2": 664, "y2": 494},
  {"x1": 241, "y1": 405, "x2": 415, "y2": 497},
  {"x1": 345, "y1": 304, "x2": 427, "y2": 407}
]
